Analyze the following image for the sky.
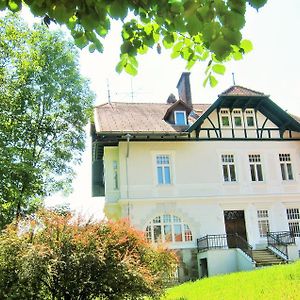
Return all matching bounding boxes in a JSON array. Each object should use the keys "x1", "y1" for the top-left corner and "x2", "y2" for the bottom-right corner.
[{"x1": 45, "y1": 1, "x2": 300, "y2": 219}]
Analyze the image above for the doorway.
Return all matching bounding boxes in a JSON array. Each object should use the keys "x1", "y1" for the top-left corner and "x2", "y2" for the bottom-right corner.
[{"x1": 224, "y1": 210, "x2": 247, "y2": 248}]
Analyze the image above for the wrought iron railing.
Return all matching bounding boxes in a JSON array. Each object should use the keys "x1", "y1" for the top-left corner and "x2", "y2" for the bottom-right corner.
[
  {"x1": 266, "y1": 231, "x2": 295, "y2": 260},
  {"x1": 197, "y1": 234, "x2": 253, "y2": 260}
]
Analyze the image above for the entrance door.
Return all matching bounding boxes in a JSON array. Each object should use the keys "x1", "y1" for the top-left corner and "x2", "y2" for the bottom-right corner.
[{"x1": 224, "y1": 210, "x2": 247, "y2": 248}]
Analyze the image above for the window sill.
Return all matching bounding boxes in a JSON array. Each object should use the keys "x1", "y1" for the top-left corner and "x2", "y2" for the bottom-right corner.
[
  {"x1": 281, "y1": 180, "x2": 296, "y2": 185},
  {"x1": 250, "y1": 181, "x2": 266, "y2": 184},
  {"x1": 156, "y1": 184, "x2": 174, "y2": 187}
]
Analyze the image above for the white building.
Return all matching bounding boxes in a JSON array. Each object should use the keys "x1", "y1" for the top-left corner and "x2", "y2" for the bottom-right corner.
[{"x1": 91, "y1": 73, "x2": 300, "y2": 281}]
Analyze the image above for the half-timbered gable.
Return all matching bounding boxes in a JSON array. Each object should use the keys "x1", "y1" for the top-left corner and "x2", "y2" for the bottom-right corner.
[{"x1": 188, "y1": 86, "x2": 300, "y2": 140}]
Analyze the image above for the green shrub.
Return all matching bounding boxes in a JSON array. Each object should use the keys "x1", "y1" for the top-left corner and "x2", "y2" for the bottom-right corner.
[{"x1": 0, "y1": 210, "x2": 177, "y2": 300}]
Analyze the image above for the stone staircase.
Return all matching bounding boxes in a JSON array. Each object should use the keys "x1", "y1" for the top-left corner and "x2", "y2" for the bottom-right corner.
[{"x1": 252, "y1": 249, "x2": 287, "y2": 267}]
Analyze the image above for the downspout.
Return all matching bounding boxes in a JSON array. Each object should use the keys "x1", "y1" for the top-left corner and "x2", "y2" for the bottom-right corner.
[{"x1": 124, "y1": 133, "x2": 132, "y2": 219}]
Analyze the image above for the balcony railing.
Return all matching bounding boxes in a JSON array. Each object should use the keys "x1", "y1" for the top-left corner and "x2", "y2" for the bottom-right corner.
[
  {"x1": 197, "y1": 234, "x2": 253, "y2": 260},
  {"x1": 266, "y1": 231, "x2": 295, "y2": 260}
]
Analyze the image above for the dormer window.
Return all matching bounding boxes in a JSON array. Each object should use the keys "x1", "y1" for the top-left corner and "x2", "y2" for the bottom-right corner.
[
  {"x1": 174, "y1": 111, "x2": 187, "y2": 125},
  {"x1": 220, "y1": 109, "x2": 230, "y2": 127},
  {"x1": 233, "y1": 109, "x2": 243, "y2": 127},
  {"x1": 245, "y1": 109, "x2": 255, "y2": 127}
]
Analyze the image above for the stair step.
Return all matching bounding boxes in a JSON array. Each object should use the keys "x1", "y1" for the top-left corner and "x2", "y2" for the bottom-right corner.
[{"x1": 253, "y1": 249, "x2": 286, "y2": 267}]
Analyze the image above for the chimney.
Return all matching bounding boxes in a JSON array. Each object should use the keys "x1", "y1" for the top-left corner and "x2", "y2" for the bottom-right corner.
[
  {"x1": 176, "y1": 72, "x2": 192, "y2": 107},
  {"x1": 166, "y1": 93, "x2": 177, "y2": 104}
]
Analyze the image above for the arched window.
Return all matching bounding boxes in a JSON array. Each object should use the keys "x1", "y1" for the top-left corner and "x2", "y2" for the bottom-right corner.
[{"x1": 145, "y1": 214, "x2": 192, "y2": 243}]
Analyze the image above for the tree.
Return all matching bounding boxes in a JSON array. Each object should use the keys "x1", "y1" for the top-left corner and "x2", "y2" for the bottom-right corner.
[
  {"x1": 0, "y1": 13, "x2": 94, "y2": 229},
  {"x1": 0, "y1": 210, "x2": 177, "y2": 300},
  {"x1": 1, "y1": 0, "x2": 267, "y2": 85}
]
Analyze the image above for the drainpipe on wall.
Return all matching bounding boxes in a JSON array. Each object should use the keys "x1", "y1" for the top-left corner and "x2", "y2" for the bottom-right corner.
[{"x1": 124, "y1": 133, "x2": 132, "y2": 219}]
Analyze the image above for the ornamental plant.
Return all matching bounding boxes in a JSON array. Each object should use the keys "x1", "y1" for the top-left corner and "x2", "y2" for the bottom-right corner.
[{"x1": 0, "y1": 210, "x2": 177, "y2": 300}]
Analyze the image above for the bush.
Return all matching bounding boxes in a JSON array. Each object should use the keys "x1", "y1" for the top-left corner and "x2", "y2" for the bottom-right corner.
[{"x1": 0, "y1": 210, "x2": 177, "y2": 300}]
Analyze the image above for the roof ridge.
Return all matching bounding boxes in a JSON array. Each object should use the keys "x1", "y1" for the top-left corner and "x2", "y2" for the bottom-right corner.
[
  {"x1": 220, "y1": 85, "x2": 266, "y2": 96},
  {"x1": 95, "y1": 102, "x2": 212, "y2": 106}
]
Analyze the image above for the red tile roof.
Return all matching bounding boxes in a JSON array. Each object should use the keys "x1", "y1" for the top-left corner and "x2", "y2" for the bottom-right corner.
[
  {"x1": 94, "y1": 102, "x2": 211, "y2": 134},
  {"x1": 219, "y1": 86, "x2": 266, "y2": 97}
]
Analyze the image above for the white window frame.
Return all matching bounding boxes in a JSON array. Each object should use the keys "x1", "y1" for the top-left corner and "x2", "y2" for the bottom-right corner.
[
  {"x1": 286, "y1": 208, "x2": 300, "y2": 237},
  {"x1": 257, "y1": 210, "x2": 270, "y2": 237},
  {"x1": 249, "y1": 154, "x2": 264, "y2": 182},
  {"x1": 244, "y1": 109, "x2": 255, "y2": 127},
  {"x1": 156, "y1": 154, "x2": 172, "y2": 185},
  {"x1": 174, "y1": 110, "x2": 187, "y2": 125},
  {"x1": 220, "y1": 109, "x2": 231, "y2": 127},
  {"x1": 232, "y1": 109, "x2": 243, "y2": 128},
  {"x1": 279, "y1": 154, "x2": 294, "y2": 181},
  {"x1": 145, "y1": 214, "x2": 193, "y2": 243},
  {"x1": 221, "y1": 154, "x2": 237, "y2": 182}
]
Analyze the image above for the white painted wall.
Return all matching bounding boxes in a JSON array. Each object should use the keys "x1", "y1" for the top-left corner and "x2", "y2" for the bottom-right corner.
[
  {"x1": 198, "y1": 249, "x2": 254, "y2": 277},
  {"x1": 103, "y1": 137, "x2": 300, "y2": 253},
  {"x1": 104, "y1": 139, "x2": 300, "y2": 201}
]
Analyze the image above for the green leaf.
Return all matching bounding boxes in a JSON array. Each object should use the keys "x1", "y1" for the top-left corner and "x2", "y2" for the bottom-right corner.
[
  {"x1": 222, "y1": 28, "x2": 242, "y2": 46},
  {"x1": 96, "y1": 25, "x2": 109, "y2": 37},
  {"x1": 89, "y1": 44, "x2": 96, "y2": 53},
  {"x1": 233, "y1": 51, "x2": 243, "y2": 60},
  {"x1": 247, "y1": 0, "x2": 268, "y2": 9},
  {"x1": 170, "y1": 2, "x2": 183, "y2": 14},
  {"x1": 209, "y1": 75, "x2": 218, "y2": 87},
  {"x1": 203, "y1": 75, "x2": 209, "y2": 87},
  {"x1": 210, "y1": 37, "x2": 232, "y2": 61},
  {"x1": 125, "y1": 63, "x2": 137, "y2": 76},
  {"x1": 8, "y1": 0, "x2": 22, "y2": 12},
  {"x1": 137, "y1": 45, "x2": 148, "y2": 55},
  {"x1": 0, "y1": 0, "x2": 7, "y2": 10},
  {"x1": 240, "y1": 39, "x2": 253, "y2": 53},
  {"x1": 212, "y1": 64, "x2": 226, "y2": 75},
  {"x1": 74, "y1": 35, "x2": 89, "y2": 49},
  {"x1": 129, "y1": 56, "x2": 138, "y2": 68},
  {"x1": 171, "y1": 50, "x2": 181, "y2": 59},
  {"x1": 186, "y1": 59, "x2": 196, "y2": 70},
  {"x1": 109, "y1": 1, "x2": 127, "y2": 19},
  {"x1": 115, "y1": 61, "x2": 125, "y2": 73},
  {"x1": 223, "y1": 11, "x2": 245, "y2": 30},
  {"x1": 186, "y1": 15, "x2": 202, "y2": 36}
]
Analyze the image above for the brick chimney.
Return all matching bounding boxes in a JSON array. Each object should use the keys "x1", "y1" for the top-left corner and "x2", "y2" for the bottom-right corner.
[{"x1": 176, "y1": 72, "x2": 192, "y2": 107}]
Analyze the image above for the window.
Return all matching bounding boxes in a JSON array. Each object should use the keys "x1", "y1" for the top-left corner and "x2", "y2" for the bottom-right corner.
[
  {"x1": 257, "y1": 210, "x2": 270, "y2": 237},
  {"x1": 174, "y1": 111, "x2": 187, "y2": 125},
  {"x1": 145, "y1": 214, "x2": 192, "y2": 243},
  {"x1": 245, "y1": 109, "x2": 255, "y2": 127},
  {"x1": 156, "y1": 155, "x2": 171, "y2": 184},
  {"x1": 220, "y1": 109, "x2": 230, "y2": 127},
  {"x1": 233, "y1": 109, "x2": 242, "y2": 127},
  {"x1": 279, "y1": 154, "x2": 293, "y2": 180},
  {"x1": 286, "y1": 208, "x2": 300, "y2": 237},
  {"x1": 221, "y1": 154, "x2": 236, "y2": 182},
  {"x1": 113, "y1": 161, "x2": 118, "y2": 189},
  {"x1": 249, "y1": 154, "x2": 263, "y2": 181}
]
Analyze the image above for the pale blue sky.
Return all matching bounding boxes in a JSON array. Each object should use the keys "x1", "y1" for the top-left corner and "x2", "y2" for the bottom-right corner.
[{"x1": 44, "y1": 1, "x2": 300, "y2": 219}]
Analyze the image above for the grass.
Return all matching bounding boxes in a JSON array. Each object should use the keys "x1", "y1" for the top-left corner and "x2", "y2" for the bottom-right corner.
[{"x1": 161, "y1": 261, "x2": 300, "y2": 300}]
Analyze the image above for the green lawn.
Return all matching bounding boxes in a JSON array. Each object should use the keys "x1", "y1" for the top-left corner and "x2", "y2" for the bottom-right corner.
[{"x1": 161, "y1": 261, "x2": 300, "y2": 300}]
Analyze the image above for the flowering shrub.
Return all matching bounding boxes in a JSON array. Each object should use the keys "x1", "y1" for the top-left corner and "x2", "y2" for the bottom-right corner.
[{"x1": 0, "y1": 210, "x2": 177, "y2": 300}]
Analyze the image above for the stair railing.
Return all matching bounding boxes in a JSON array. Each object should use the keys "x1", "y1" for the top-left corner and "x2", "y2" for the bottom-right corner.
[
  {"x1": 197, "y1": 234, "x2": 253, "y2": 260},
  {"x1": 266, "y1": 231, "x2": 295, "y2": 261}
]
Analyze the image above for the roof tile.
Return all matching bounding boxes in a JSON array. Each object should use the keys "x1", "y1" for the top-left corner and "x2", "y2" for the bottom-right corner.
[
  {"x1": 219, "y1": 85, "x2": 265, "y2": 97},
  {"x1": 94, "y1": 102, "x2": 210, "y2": 134}
]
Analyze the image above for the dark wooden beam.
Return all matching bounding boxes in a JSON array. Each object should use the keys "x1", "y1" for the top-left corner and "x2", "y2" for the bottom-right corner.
[{"x1": 207, "y1": 116, "x2": 219, "y2": 138}]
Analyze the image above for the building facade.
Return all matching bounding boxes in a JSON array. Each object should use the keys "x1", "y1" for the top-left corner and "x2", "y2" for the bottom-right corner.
[{"x1": 91, "y1": 73, "x2": 300, "y2": 281}]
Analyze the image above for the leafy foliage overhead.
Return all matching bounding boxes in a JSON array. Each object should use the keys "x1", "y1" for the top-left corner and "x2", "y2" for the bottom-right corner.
[
  {"x1": 1, "y1": 0, "x2": 267, "y2": 85},
  {"x1": 0, "y1": 210, "x2": 177, "y2": 300},
  {"x1": 0, "y1": 13, "x2": 94, "y2": 229}
]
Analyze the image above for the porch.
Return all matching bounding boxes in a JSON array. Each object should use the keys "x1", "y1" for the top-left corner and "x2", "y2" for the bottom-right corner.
[{"x1": 196, "y1": 231, "x2": 297, "y2": 278}]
